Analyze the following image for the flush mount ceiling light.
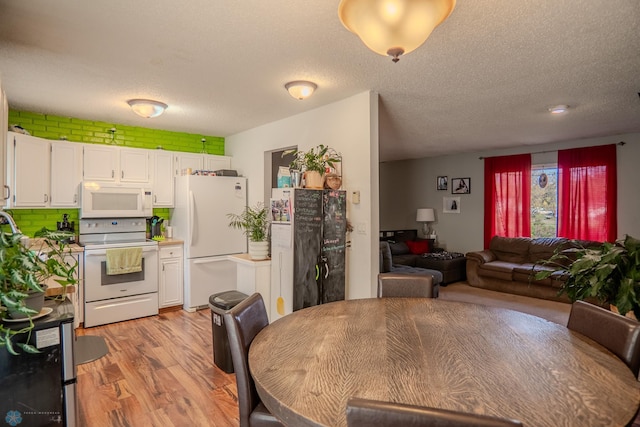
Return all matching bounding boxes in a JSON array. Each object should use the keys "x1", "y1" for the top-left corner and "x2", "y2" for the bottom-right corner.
[
  {"x1": 548, "y1": 104, "x2": 570, "y2": 114},
  {"x1": 285, "y1": 81, "x2": 317, "y2": 100},
  {"x1": 127, "y1": 99, "x2": 168, "y2": 118},
  {"x1": 338, "y1": 0, "x2": 456, "y2": 63}
]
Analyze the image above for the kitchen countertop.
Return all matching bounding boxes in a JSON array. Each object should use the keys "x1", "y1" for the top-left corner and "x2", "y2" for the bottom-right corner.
[
  {"x1": 157, "y1": 238, "x2": 183, "y2": 246},
  {"x1": 27, "y1": 238, "x2": 84, "y2": 253}
]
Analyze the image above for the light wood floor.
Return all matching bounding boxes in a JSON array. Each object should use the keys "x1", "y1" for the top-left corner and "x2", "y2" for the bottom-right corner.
[{"x1": 76, "y1": 309, "x2": 240, "y2": 427}]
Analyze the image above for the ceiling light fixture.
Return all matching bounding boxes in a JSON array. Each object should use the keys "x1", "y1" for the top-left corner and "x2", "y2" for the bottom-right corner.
[
  {"x1": 127, "y1": 99, "x2": 168, "y2": 118},
  {"x1": 285, "y1": 81, "x2": 317, "y2": 100},
  {"x1": 338, "y1": 0, "x2": 456, "y2": 63},
  {"x1": 548, "y1": 104, "x2": 570, "y2": 114}
]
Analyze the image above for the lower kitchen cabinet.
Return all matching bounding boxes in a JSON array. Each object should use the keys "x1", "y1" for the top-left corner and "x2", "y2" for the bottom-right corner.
[{"x1": 159, "y1": 244, "x2": 183, "y2": 308}]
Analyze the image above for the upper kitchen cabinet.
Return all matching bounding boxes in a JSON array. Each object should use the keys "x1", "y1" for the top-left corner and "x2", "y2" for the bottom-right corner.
[
  {"x1": 10, "y1": 133, "x2": 50, "y2": 207},
  {"x1": 173, "y1": 152, "x2": 231, "y2": 177},
  {"x1": 50, "y1": 141, "x2": 83, "y2": 207},
  {"x1": 83, "y1": 145, "x2": 150, "y2": 183},
  {"x1": 83, "y1": 145, "x2": 118, "y2": 181},
  {"x1": 174, "y1": 152, "x2": 203, "y2": 177},
  {"x1": 120, "y1": 147, "x2": 150, "y2": 183},
  {"x1": 204, "y1": 154, "x2": 231, "y2": 172},
  {"x1": 152, "y1": 150, "x2": 174, "y2": 207},
  {"x1": 6, "y1": 132, "x2": 82, "y2": 208}
]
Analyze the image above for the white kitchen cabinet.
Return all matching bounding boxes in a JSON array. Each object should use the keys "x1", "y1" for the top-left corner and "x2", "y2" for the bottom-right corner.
[
  {"x1": 152, "y1": 151, "x2": 174, "y2": 207},
  {"x1": 83, "y1": 145, "x2": 150, "y2": 183},
  {"x1": 120, "y1": 147, "x2": 150, "y2": 183},
  {"x1": 230, "y1": 254, "x2": 271, "y2": 319},
  {"x1": 50, "y1": 141, "x2": 82, "y2": 207},
  {"x1": 204, "y1": 154, "x2": 231, "y2": 172},
  {"x1": 159, "y1": 244, "x2": 183, "y2": 308},
  {"x1": 11, "y1": 132, "x2": 50, "y2": 207},
  {"x1": 174, "y1": 152, "x2": 203, "y2": 177},
  {"x1": 44, "y1": 251, "x2": 83, "y2": 329},
  {"x1": 6, "y1": 133, "x2": 83, "y2": 209},
  {"x1": 83, "y1": 144, "x2": 118, "y2": 181}
]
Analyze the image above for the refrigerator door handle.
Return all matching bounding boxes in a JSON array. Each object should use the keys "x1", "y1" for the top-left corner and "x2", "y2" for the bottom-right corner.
[{"x1": 189, "y1": 190, "x2": 195, "y2": 246}]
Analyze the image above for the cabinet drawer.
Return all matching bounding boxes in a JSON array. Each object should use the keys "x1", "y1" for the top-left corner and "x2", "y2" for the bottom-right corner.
[{"x1": 160, "y1": 245, "x2": 182, "y2": 260}]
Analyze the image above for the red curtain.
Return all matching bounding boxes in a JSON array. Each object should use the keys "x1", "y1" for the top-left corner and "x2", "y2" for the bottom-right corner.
[
  {"x1": 557, "y1": 144, "x2": 617, "y2": 242},
  {"x1": 484, "y1": 154, "x2": 531, "y2": 248}
]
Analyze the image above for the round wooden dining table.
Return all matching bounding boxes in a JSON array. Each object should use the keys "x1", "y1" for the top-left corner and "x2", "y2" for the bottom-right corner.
[{"x1": 249, "y1": 298, "x2": 640, "y2": 427}]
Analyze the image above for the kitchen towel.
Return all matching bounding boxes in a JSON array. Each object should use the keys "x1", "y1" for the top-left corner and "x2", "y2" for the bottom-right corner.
[{"x1": 106, "y1": 247, "x2": 143, "y2": 275}]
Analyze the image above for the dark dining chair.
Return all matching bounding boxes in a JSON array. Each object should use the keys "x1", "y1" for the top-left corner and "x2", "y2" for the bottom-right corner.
[
  {"x1": 567, "y1": 300, "x2": 640, "y2": 377},
  {"x1": 377, "y1": 273, "x2": 439, "y2": 298},
  {"x1": 224, "y1": 293, "x2": 284, "y2": 427},
  {"x1": 346, "y1": 398, "x2": 523, "y2": 427}
]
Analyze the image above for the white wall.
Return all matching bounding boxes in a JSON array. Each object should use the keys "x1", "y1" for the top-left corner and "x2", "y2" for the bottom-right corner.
[
  {"x1": 226, "y1": 91, "x2": 380, "y2": 299},
  {"x1": 380, "y1": 133, "x2": 640, "y2": 254}
]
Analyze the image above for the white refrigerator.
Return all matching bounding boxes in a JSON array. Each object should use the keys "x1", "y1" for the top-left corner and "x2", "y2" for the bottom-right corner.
[{"x1": 172, "y1": 175, "x2": 247, "y2": 311}]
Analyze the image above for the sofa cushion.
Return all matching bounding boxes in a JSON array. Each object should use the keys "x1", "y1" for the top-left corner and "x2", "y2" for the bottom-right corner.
[
  {"x1": 406, "y1": 240, "x2": 430, "y2": 255},
  {"x1": 478, "y1": 261, "x2": 519, "y2": 281},
  {"x1": 489, "y1": 236, "x2": 530, "y2": 263},
  {"x1": 389, "y1": 241, "x2": 411, "y2": 256},
  {"x1": 379, "y1": 241, "x2": 393, "y2": 273},
  {"x1": 512, "y1": 263, "x2": 557, "y2": 286},
  {"x1": 393, "y1": 254, "x2": 418, "y2": 267},
  {"x1": 528, "y1": 237, "x2": 570, "y2": 263}
]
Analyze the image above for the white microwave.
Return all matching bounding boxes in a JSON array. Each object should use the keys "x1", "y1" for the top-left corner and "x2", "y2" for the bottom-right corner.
[{"x1": 80, "y1": 182, "x2": 153, "y2": 218}]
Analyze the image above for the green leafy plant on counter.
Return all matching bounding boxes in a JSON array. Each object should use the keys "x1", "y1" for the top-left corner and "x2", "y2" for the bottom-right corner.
[
  {"x1": 534, "y1": 235, "x2": 640, "y2": 318},
  {"x1": 0, "y1": 228, "x2": 78, "y2": 355},
  {"x1": 227, "y1": 203, "x2": 269, "y2": 243},
  {"x1": 283, "y1": 144, "x2": 341, "y2": 174}
]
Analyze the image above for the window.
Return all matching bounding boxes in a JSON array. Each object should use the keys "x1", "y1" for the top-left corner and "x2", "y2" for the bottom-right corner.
[
  {"x1": 485, "y1": 145, "x2": 617, "y2": 245},
  {"x1": 531, "y1": 165, "x2": 557, "y2": 238}
]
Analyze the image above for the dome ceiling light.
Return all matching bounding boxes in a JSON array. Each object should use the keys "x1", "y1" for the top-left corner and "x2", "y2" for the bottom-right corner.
[
  {"x1": 285, "y1": 81, "x2": 317, "y2": 100},
  {"x1": 338, "y1": 0, "x2": 456, "y2": 63},
  {"x1": 127, "y1": 99, "x2": 168, "y2": 118}
]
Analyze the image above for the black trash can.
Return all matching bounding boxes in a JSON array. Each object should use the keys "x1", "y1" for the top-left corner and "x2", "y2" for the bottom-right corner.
[{"x1": 208, "y1": 290, "x2": 249, "y2": 373}]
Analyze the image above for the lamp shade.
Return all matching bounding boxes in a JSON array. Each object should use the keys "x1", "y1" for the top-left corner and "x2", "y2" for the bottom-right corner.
[
  {"x1": 285, "y1": 81, "x2": 317, "y2": 100},
  {"x1": 338, "y1": 0, "x2": 456, "y2": 62},
  {"x1": 416, "y1": 208, "x2": 435, "y2": 222},
  {"x1": 127, "y1": 99, "x2": 168, "y2": 118}
]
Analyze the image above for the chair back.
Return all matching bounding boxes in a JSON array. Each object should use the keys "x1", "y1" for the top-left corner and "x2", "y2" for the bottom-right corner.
[
  {"x1": 567, "y1": 300, "x2": 640, "y2": 376},
  {"x1": 224, "y1": 293, "x2": 270, "y2": 426},
  {"x1": 377, "y1": 273, "x2": 438, "y2": 298},
  {"x1": 346, "y1": 398, "x2": 523, "y2": 427}
]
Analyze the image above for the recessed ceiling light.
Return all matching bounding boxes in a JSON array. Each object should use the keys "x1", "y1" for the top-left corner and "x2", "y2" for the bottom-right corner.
[{"x1": 548, "y1": 104, "x2": 570, "y2": 114}]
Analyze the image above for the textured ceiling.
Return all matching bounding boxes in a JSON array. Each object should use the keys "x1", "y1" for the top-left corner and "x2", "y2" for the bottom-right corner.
[{"x1": 0, "y1": 1, "x2": 639, "y2": 162}]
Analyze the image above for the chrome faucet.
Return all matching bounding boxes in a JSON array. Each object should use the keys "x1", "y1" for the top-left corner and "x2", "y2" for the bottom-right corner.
[{"x1": 0, "y1": 210, "x2": 21, "y2": 234}]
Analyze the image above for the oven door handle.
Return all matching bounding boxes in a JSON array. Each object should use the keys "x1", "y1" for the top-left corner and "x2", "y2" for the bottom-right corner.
[{"x1": 85, "y1": 246, "x2": 158, "y2": 256}]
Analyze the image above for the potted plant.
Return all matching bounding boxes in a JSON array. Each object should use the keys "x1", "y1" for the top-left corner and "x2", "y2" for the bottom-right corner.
[
  {"x1": 534, "y1": 235, "x2": 640, "y2": 319},
  {"x1": 283, "y1": 145, "x2": 341, "y2": 189},
  {"x1": 0, "y1": 228, "x2": 78, "y2": 355},
  {"x1": 228, "y1": 203, "x2": 270, "y2": 260}
]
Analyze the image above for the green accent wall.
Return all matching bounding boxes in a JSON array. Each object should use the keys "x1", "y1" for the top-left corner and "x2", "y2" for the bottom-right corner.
[{"x1": 7, "y1": 110, "x2": 223, "y2": 236}]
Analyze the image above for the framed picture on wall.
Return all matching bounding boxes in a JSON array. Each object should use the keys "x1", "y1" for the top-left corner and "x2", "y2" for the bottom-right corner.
[
  {"x1": 451, "y1": 177, "x2": 471, "y2": 194},
  {"x1": 437, "y1": 176, "x2": 448, "y2": 191},
  {"x1": 443, "y1": 196, "x2": 461, "y2": 213}
]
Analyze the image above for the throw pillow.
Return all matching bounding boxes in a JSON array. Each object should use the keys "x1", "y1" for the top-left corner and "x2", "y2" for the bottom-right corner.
[
  {"x1": 406, "y1": 240, "x2": 429, "y2": 255},
  {"x1": 388, "y1": 241, "x2": 410, "y2": 255}
]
